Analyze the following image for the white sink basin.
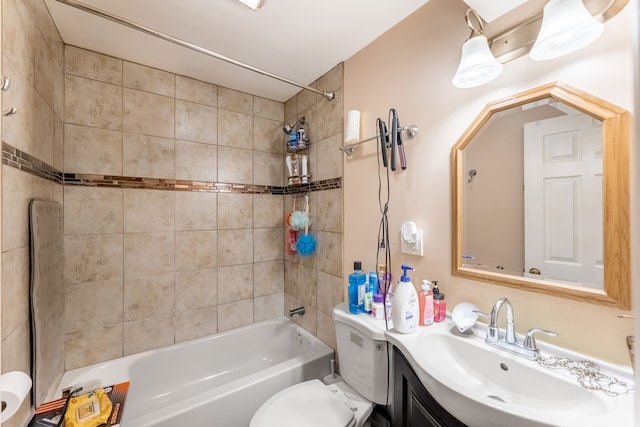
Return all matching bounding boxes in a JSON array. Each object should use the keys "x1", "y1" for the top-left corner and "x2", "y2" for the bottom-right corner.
[{"x1": 385, "y1": 321, "x2": 635, "y2": 427}]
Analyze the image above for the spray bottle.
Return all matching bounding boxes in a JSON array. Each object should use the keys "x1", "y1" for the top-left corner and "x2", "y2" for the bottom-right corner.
[{"x1": 392, "y1": 265, "x2": 419, "y2": 333}]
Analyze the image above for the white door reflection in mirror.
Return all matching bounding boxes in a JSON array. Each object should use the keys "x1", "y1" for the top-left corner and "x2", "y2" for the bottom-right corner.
[{"x1": 523, "y1": 114, "x2": 603, "y2": 288}]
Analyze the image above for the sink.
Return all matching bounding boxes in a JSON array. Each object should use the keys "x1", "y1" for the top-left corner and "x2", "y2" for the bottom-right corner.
[{"x1": 385, "y1": 321, "x2": 635, "y2": 427}]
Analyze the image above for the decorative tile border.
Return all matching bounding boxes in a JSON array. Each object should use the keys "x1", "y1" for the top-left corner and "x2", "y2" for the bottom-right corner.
[{"x1": 2, "y1": 142, "x2": 342, "y2": 194}]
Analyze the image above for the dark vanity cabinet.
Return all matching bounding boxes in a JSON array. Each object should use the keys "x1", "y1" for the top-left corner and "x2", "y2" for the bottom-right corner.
[{"x1": 392, "y1": 346, "x2": 467, "y2": 427}]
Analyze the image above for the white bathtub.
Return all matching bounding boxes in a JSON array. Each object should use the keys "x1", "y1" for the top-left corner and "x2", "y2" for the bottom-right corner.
[{"x1": 55, "y1": 317, "x2": 334, "y2": 426}]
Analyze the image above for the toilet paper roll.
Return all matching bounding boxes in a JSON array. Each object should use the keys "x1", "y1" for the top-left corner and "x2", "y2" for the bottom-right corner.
[
  {"x1": 345, "y1": 110, "x2": 361, "y2": 144},
  {"x1": 0, "y1": 371, "x2": 32, "y2": 422}
]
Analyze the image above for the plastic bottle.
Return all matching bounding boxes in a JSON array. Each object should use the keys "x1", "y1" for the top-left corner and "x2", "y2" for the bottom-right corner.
[
  {"x1": 364, "y1": 272, "x2": 377, "y2": 314},
  {"x1": 384, "y1": 286, "x2": 393, "y2": 321},
  {"x1": 433, "y1": 281, "x2": 446, "y2": 322},
  {"x1": 418, "y1": 280, "x2": 434, "y2": 326},
  {"x1": 392, "y1": 265, "x2": 419, "y2": 333},
  {"x1": 371, "y1": 294, "x2": 384, "y2": 320},
  {"x1": 348, "y1": 261, "x2": 366, "y2": 314}
]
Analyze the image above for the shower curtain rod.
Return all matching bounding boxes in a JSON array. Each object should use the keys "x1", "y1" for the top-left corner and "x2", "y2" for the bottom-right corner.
[{"x1": 52, "y1": 0, "x2": 336, "y2": 101}]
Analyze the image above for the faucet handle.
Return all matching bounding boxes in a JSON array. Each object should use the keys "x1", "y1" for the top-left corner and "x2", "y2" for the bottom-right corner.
[{"x1": 523, "y1": 328, "x2": 558, "y2": 351}]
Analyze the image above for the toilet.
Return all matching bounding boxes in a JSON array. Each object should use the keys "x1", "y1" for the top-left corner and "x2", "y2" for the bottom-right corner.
[{"x1": 250, "y1": 302, "x2": 389, "y2": 427}]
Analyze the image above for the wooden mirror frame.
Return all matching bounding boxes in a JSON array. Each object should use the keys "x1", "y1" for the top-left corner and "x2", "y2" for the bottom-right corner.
[{"x1": 451, "y1": 82, "x2": 631, "y2": 309}]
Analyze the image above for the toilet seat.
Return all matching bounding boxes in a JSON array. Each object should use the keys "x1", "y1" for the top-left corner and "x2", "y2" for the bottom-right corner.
[{"x1": 250, "y1": 379, "x2": 356, "y2": 427}]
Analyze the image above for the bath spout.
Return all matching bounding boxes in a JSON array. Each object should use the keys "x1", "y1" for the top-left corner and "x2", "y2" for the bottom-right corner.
[{"x1": 288, "y1": 307, "x2": 305, "y2": 318}]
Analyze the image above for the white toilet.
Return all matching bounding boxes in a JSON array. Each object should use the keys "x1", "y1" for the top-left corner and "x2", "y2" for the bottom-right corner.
[{"x1": 250, "y1": 302, "x2": 389, "y2": 427}]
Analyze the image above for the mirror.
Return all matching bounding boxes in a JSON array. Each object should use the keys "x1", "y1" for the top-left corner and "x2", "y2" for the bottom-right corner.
[{"x1": 451, "y1": 82, "x2": 631, "y2": 309}]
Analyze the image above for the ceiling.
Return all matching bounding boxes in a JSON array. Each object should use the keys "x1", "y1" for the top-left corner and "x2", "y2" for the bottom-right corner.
[{"x1": 43, "y1": 0, "x2": 432, "y2": 102}]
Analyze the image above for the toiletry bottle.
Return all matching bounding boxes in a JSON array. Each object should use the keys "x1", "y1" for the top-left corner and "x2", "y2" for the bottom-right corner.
[
  {"x1": 348, "y1": 261, "x2": 366, "y2": 314},
  {"x1": 433, "y1": 281, "x2": 446, "y2": 322},
  {"x1": 418, "y1": 280, "x2": 434, "y2": 326},
  {"x1": 385, "y1": 285, "x2": 393, "y2": 321},
  {"x1": 365, "y1": 272, "x2": 377, "y2": 314},
  {"x1": 392, "y1": 265, "x2": 419, "y2": 333},
  {"x1": 371, "y1": 294, "x2": 384, "y2": 320}
]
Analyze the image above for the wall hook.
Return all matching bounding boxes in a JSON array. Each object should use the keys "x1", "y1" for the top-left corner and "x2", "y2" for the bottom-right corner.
[
  {"x1": 0, "y1": 76, "x2": 10, "y2": 92},
  {"x1": 3, "y1": 107, "x2": 17, "y2": 117},
  {"x1": 467, "y1": 169, "x2": 477, "y2": 183}
]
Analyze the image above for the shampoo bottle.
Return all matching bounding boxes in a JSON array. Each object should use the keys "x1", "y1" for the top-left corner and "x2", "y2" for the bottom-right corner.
[
  {"x1": 392, "y1": 265, "x2": 419, "y2": 333},
  {"x1": 418, "y1": 280, "x2": 434, "y2": 326},
  {"x1": 348, "y1": 261, "x2": 366, "y2": 314},
  {"x1": 365, "y1": 272, "x2": 377, "y2": 314}
]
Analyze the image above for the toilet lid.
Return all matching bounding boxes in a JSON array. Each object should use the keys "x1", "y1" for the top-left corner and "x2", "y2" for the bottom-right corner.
[{"x1": 250, "y1": 379, "x2": 355, "y2": 427}]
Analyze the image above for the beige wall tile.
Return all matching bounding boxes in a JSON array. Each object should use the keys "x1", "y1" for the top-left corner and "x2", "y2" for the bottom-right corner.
[
  {"x1": 253, "y1": 194, "x2": 283, "y2": 228},
  {"x1": 3, "y1": 0, "x2": 35, "y2": 83},
  {"x1": 176, "y1": 75, "x2": 217, "y2": 107},
  {"x1": 254, "y1": 97, "x2": 284, "y2": 121},
  {"x1": 65, "y1": 75, "x2": 123, "y2": 130},
  {"x1": 34, "y1": 30, "x2": 55, "y2": 109},
  {"x1": 175, "y1": 305, "x2": 218, "y2": 343},
  {"x1": 2, "y1": 165, "x2": 33, "y2": 251},
  {"x1": 123, "y1": 88, "x2": 174, "y2": 138},
  {"x1": 284, "y1": 292, "x2": 302, "y2": 317},
  {"x1": 316, "y1": 231, "x2": 342, "y2": 277},
  {"x1": 64, "y1": 45, "x2": 122, "y2": 84},
  {"x1": 253, "y1": 151, "x2": 283, "y2": 186},
  {"x1": 124, "y1": 273, "x2": 175, "y2": 321},
  {"x1": 124, "y1": 189, "x2": 174, "y2": 233},
  {"x1": 218, "y1": 264, "x2": 253, "y2": 304},
  {"x1": 175, "y1": 100, "x2": 217, "y2": 144},
  {"x1": 284, "y1": 97, "x2": 297, "y2": 123},
  {"x1": 124, "y1": 232, "x2": 174, "y2": 277},
  {"x1": 254, "y1": 293, "x2": 284, "y2": 322},
  {"x1": 175, "y1": 267, "x2": 217, "y2": 311},
  {"x1": 315, "y1": 133, "x2": 343, "y2": 181},
  {"x1": 123, "y1": 61, "x2": 175, "y2": 97},
  {"x1": 2, "y1": 59, "x2": 36, "y2": 154},
  {"x1": 175, "y1": 140, "x2": 217, "y2": 182},
  {"x1": 64, "y1": 124, "x2": 123, "y2": 175},
  {"x1": 123, "y1": 132, "x2": 174, "y2": 179},
  {"x1": 64, "y1": 234, "x2": 123, "y2": 284},
  {"x1": 53, "y1": 116, "x2": 64, "y2": 170},
  {"x1": 284, "y1": 261, "x2": 297, "y2": 296},
  {"x1": 254, "y1": 117, "x2": 283, "y2": 154},
  {"x1": 34, "y1": 92, "x2": 54, "y2": 164},
  {"x1": 2, "y1": 321, "x2": 29, "y2": 378},
  {"x1": 317, "y1": 63, "x2": 343, "y2": 95},
  {"x1": 64, "y1": 186, "x2": 123, "y2": 235},
  {"x1": 217, "y1": 229, "x2": 253, "y2": 266},
  {"x1": 218, "y1": 146, "x2": 252, "y2": 183},
  {"x1": 294, "y1": 263, "x2": 318, "y2": 307},
  {"x1": 254, "y1": 228, "x2": 283, "y2": 262},
  {"x1": 1, "y1": 248, "x2": 29, "y2": 341},
  {"x1": 175, "y1": 230, "x2": 218, "y2": 271},
  {"x1": 316, "y1": 310, "x2": 337, "y2": 350},
  {"x1": 218, "y1": 87, "x2": 253, "y2": 114},
  {"x1": 315, "y1": 188, "x2": 342, "y2": 233},
  {"x1": 123, "y1": 315, "x2": 174, "y2": 355},
  {"x1": 218, "y1": 299, "x2": 253, "y2": 332},
  {"x1": 175, "y1": 191, "x2": 217, "y2": 231},
  {"x1": 65, "y1": 325, "x2": 123, "y2": 370},
  {"x1": 218, "y1": 193, "x2": 253, "y2": 229},
  {"x1": 65, "y1": 279, "x2": 123, "y2": 333},
  {"x1": 316, "y1": 88, "x2": 343, "y2": 141},
  {"x1": 218, "y1": 109, "x2": 253, "y2": 149},
  {"x1": 316, "y1": 271, "x2": 344, "y2": 315},
  {"x1": 296, "y1": 87, "x2": 318, "y2": 113},
  {"x1": 296, "y1": 304, "x2": 317, "y2": 335},
  {"x1": 253, "y1": 260, "x2": 284, "y2": 296}
]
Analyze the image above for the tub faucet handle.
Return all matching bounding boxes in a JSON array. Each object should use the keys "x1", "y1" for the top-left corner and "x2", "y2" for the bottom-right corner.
[{"x1": 288, "y1": 306, "x2": 305, "y2": 318}]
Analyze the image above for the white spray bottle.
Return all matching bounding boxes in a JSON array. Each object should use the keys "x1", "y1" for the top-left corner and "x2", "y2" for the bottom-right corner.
[{"x1": 392, "y1": 264, "x2": 419, "y2": 333}]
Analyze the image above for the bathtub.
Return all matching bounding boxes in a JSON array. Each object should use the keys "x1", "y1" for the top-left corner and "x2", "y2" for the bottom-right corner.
[{"x1": 55, "y1": 317, "x2": 334, "y2": 426}]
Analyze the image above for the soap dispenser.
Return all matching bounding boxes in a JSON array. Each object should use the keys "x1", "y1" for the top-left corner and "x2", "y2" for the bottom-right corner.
[
  {"x1": 392, "y1": 265, "x2": 419, "y2": 333},
  {"x1": 418, "y1": 280, "x2": 434, "y2": 326},
  {"x1": 433, "y1": 281, "x2": 446, "y2": 322}
]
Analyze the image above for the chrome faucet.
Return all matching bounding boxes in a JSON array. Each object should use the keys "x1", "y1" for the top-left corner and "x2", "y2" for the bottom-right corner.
[
  {"x1": 485, "y1": 298, "x2": 557, "y2": 360},
  {"x1": 288, "y1": 306, "x2": 305, "y2": 318}
]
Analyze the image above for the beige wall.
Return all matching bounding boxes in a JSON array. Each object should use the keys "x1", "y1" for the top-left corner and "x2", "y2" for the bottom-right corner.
[
  {"x1": 1, "y1": 0, "x2": 65, "y2": 426},
  {"x1": 344, "y1": 0, "x2": 634, "y2": 364}
]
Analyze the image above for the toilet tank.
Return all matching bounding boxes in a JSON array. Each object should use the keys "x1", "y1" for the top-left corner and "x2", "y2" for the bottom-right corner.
[{"x1": 332, "y1": 302, "x2": 388, "y2": 405}]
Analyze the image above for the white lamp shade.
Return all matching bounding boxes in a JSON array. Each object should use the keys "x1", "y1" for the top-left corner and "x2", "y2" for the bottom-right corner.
[
  {"x1": 452, "y1": 35, "x2": 503, "y2": 88},
  {"x1": 530, "y1": 0, "x2": 604, "y2": 61}
]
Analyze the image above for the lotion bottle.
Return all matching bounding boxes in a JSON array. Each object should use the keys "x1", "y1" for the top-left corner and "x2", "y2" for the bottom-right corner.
[
  {"x1": 392, "y1": 265, "x2": 419, "y2": 333},
  {"x1": 418, "y1": 280, "x2": 434, "y2": 326}
]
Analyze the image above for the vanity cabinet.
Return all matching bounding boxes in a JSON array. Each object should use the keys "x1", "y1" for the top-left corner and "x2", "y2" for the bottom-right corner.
[{"x1": 392, "y1": 346, "x2": 467, "y2": 427}]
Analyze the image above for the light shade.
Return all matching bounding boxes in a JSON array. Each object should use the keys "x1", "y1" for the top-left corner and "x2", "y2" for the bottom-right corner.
[
  {"x1": 452, "y1": 35, "x2": 503, "y2": 88},
  {"x1": 235, "y1": 0, "x2": 266, "y2": 11},
  {"x1": 529, "y1": 0, "x2": 604, "y2": 61}
]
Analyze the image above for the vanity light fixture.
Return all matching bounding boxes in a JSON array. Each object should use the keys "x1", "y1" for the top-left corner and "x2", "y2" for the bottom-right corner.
[
  {"x1": 234, "y1": 0, "x2": 267, "y2": 11},
  {"x1": 529, "y1": 0, "x2": 605, "y2": 60},
  {"x1": 452, "y1": 9, "x2": 503, "y2": 89}
]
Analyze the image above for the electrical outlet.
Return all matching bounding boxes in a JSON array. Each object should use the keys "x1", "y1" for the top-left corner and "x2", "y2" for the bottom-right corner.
[{"x1": 400, "y1": 229, "x2": 423, "y2": 256}]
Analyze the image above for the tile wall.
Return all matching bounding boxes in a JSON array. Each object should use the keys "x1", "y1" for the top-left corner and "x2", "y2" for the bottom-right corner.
[
  {"x1": 283, "y1": 64, "x2": 345, "y2": 350},
  {"x1": 1, "y1": 0, "x2": 65, "y2": 426},
  {"x1": 61, "y1": 46, "x2": 288, "y2": 369}
]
